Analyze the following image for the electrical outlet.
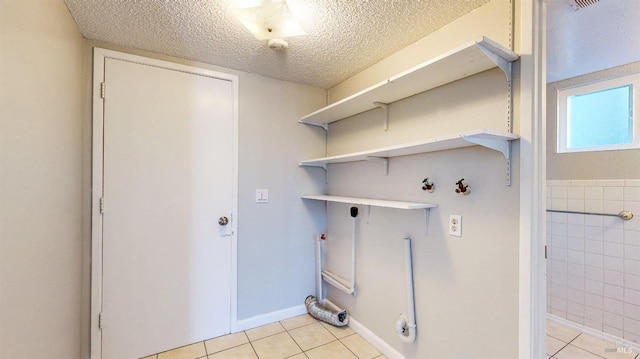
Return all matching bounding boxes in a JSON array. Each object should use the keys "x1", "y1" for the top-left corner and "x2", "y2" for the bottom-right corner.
[{"x1": 449, "y1": 215, "x2": 462, "y2": 237}]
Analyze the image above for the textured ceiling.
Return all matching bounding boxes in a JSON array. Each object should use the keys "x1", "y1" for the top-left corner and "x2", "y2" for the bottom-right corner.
[{"x1": 64, "y1": 0, "x2": 489, "y2": 89}]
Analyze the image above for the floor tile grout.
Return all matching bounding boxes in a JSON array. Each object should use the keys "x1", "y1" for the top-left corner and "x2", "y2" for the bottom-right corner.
[
  {"x1": 547, "y1": 322, "x2": 640, "y2": 359},
  {"x1": 145, "y1": 314, "x2": 382, "y2": 359}
]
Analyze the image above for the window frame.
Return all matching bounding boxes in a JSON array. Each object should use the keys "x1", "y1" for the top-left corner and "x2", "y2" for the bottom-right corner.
[{"x1": 557, "y1": 73, "x2": 640, "y2": 153}]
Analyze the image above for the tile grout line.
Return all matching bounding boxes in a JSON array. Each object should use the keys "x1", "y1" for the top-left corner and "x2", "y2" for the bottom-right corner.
[
  {"x1": 565, "y1": 333, "x2": 607, "y2": 359},
  {"x1": 247, "y1": 333, "x2": 260, "y2": 359},
  {"x1": 285, "y1": 320, "x2": 337, "y2": 355},
  {"x1": 150, "y1": 315, "x2": 374, "y2": 359},
  {"x1": 560, "y1": 333, "x2": 608, "y2": 359},
  {"x1": 285, "y1": 329, "x2": 306, "y2": 356},
  {"x1": 339, "y1": 333, "x2": 383, "y2": 359},
  {"x1": 548, "y1": 334, "x2": 575, "y2": 358}
]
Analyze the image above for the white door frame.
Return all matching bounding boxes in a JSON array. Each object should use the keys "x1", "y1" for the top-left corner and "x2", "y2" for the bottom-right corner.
[
  {"x1": 518, "y1": 0, "x2": 547, "y2": 357},
  {"x1": 90, "y1": 48, "x2": 239, "y2": 359}
]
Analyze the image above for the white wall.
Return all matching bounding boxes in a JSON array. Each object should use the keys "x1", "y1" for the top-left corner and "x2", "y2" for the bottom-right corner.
[
  {"x1": 1, "y1": 2, "x2": 327, "y2": 357},
  {"x1": 235, "y1": 73, "x2": 327, "y2": 319},
  {"x1": 325, "y1": 145, "x2": 520, "y2": 358},
  {"x1": 546, "y1": 0, "x2": 640, "y2": 83},
  {"x1": 319, "y1": 1, "x2": 521, "y2": 357},
  {"x1": 0, "y1": 1, "x2": 85, "y2": 358}
]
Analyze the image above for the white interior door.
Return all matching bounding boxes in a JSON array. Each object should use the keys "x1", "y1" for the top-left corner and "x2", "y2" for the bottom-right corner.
[{"x1": 100, "y1": 57, "x2": 234, "y2": 359}]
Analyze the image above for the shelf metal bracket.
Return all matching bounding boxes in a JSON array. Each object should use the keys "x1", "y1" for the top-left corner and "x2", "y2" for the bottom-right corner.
[
  {"x1": 298, "y1": 120, "x2": 329, "y2": 131},
  {"x1": 303, "y1": 163, "x2": 328, "y2": 183},
  {"x1": 477, "y1": 43, "x2": 513, "y2": 82},
  {"x1": 463, "y1": 135, "x2": 512, "y2": 186},
  {"x1": 366, "y1": 156, "x2": 389, "y2": 175},
  {"x1": 423, "y1": 209, "x2": 431, "y2": 235},
  {"x1": 373, "y1": 102, "x2": 389, "y2": 131}
]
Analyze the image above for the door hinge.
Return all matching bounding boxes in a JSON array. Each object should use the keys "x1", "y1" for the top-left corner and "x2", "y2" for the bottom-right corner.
[
  {"x1": 100, "y1": 82, "x2": 106, "y2": 99},
  {"x1": 544, "y1": 245, "x2": 547, "y2": 259},
  {"x1": 99, "y1": 312, "x2": 104, "y2": 329},
  {"x1": 100, "y1": 197, "x2": 104, "y2": 214}
]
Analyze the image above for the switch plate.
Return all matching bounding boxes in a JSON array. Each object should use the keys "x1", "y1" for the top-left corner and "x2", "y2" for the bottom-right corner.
[
  {"x1": 449, "y1": 215, "x2": 462, "y2": 237},
  {"x1": 256, "y1": 189, "x2": 269, "y2": 203}
]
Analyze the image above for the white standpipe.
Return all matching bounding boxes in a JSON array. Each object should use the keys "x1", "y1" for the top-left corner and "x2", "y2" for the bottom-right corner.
[
  {"x1": 316, "y1": 235, "x2": 324, "y2": 302},
  {"x1": 396, "y1": 237, "x2": 417, "y2": 343}
]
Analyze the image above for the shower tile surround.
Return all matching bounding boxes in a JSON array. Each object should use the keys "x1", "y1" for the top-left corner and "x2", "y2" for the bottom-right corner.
[{"x1": 547, "y1": 179, "x2": 640, "y2": 344}]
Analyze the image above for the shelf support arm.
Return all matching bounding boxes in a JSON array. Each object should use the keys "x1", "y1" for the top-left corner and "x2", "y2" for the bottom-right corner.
[
  {"x1": 477, "y1": 43, "x2": 513, "y2": 81},
  {"x1": 300, "y1": 163, "x2": 328, "y2": 183},
  {"x1": 366, "y1": 156, "x2": 389, "y2": 175},
  {"x1": 373, "y1": 102, "x2": 389, "y2": 131},
  {"x1": 423, "y1": 209, "x2": 431, "y2": 235},
  {"x1": 463, "y1": 135, "x2": 512, "y2": 186},
  {"x1": 298, "y1": 120, "x2": 329, "y2": 131}
]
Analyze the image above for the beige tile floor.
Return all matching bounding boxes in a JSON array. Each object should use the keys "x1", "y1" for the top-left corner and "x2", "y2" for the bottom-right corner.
[
  {"x1": 141, "y1": 314, "x2": 387, "y2": 359},
  {"x1": 145, "y1": 315, "x2": 638, "y2": 359},
  {"x1": 547, "y1": 320, "x2": 639, "y2": 359}
]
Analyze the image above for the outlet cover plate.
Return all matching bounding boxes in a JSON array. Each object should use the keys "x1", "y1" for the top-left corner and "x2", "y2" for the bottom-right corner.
[{"x1": 449, "y1": 215, "x2": 462, "y2": 237}]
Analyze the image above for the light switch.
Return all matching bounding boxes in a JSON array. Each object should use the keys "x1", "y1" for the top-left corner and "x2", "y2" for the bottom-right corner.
[{"x1": 256, "y1": 189, "x2": 269, "y2": 203}]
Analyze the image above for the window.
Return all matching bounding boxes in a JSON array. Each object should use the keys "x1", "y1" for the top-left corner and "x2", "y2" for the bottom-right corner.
[{"x1": 557, "y1": 73, "x2": 640, "y2": 153}]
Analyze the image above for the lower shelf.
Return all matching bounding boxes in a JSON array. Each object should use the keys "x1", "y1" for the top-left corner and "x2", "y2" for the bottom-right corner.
[
  {"x1": 302, "y1": 195, "x2": 435, "y2": 233},
  {"x1": 301, "y1": 195, "x2": 436, "y2": 210}
]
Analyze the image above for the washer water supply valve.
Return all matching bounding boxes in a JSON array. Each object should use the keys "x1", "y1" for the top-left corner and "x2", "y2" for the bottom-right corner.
[
  {"x1": 455, "y1": 179, "x2": 470, "y2": 195},
  {"x1": 421, "y1": 178, "x2": 435, "y2": 192}
]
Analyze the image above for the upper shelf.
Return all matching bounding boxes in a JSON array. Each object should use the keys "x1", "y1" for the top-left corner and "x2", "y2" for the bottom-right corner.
[
  {"x1": 299, "y1": 36, "x2": 519, "y2": 129},
  {"x1": 299, "y1": 129, "x2": 519, "y2": 169}
]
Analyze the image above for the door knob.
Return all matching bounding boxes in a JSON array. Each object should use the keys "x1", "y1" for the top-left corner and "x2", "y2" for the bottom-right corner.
[{"x1": 218, "y1": 216, "x2": 229, "y2": 226}]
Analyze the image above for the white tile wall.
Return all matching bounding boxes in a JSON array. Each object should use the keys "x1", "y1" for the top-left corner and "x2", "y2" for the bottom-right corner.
[{"x1": 548, "y1": 179, "x2": 640, "y2": 342}]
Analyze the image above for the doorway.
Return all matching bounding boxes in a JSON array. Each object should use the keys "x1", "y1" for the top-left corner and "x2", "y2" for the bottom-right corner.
[
  {"x1": 91, "y1": 49, "x2": 239, "y2": 359},
  {"x1": 545, "y1": 0, "x2": 640, "y2": 350}
]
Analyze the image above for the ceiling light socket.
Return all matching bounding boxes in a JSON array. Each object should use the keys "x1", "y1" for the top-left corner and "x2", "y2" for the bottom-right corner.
[{"x1": 267, "y1": 38, "x2": 288, "y2": 50}]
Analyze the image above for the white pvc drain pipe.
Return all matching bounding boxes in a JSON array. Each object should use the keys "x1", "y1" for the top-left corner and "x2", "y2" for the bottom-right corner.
[{"x1": 396, "y1": 237, "x2": 417, "y2": 343}]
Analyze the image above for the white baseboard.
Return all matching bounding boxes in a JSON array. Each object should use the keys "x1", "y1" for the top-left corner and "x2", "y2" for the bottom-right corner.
[
  {"x1": 235, "y1": 304, "x2": 308, "y2": 332},
  {"x1": 324, "y1": 300, "x2": 406, "y2": 359},
  {"x1": 348, "y1": 316, "x2": 406, "y2": 359}
]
